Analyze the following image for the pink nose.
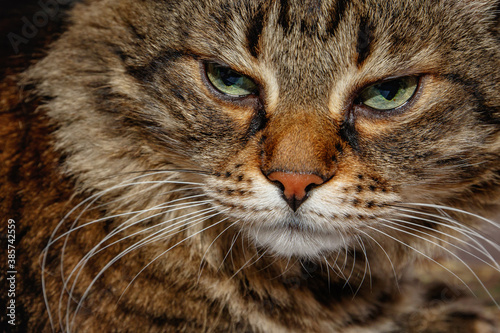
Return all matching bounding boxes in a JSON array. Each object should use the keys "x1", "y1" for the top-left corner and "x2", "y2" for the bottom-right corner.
[{"x1": 267, "y1": 172, "x2": 324, "y2": 211}]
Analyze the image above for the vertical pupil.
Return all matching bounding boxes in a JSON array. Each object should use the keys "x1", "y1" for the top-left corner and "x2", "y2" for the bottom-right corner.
[
  {"x1": 377, "y1": 81, "x2": 401, "y2": 101},
  {"x1": 218, "y1": 67, "x2": 241, "y2": 86}
]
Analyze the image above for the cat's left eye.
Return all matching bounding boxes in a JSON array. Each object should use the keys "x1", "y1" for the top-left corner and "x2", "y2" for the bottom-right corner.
[
  {"x1": 205, "y1": 63, "x2": 257, "y2": 97},
  {"x1": 357, "y1": 76, "x2": 418, "y2": 111}
]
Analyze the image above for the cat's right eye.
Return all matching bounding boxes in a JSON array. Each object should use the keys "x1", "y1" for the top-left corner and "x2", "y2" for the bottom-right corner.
[
  {"x1": 357, "y1": 76, "x2": 418, "y2": 111},
  {"x1": 205, "y1": 63, "x2": 258, "y2": 98}
]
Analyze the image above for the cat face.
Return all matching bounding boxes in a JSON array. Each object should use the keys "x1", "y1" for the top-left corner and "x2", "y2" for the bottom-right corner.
[{"x1": 29, "y1": 0, "x2": 500, "y2": 258}]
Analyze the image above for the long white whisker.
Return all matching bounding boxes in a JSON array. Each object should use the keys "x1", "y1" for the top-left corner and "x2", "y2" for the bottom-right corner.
[
  {"x1": 230, "y1": 248, "x2": 268, "y2": 280},
  {"x1": 55, "y1": 195, "x2": 210, "y2": 249},
  {"x1": 113, "y1": 209, "x2": 231, "y2": 297},
  {"x1": 341, "y1": 244, "x2": 349, "y2": 272},
  {"x1": 393, "y1": 207, "x2": 500, "y2": 253},
  {"x1": 58, "y1": 198, "x2": 213, "y2": 312},
  {"x1": 365, "y1": 225, "x2": 475, "y2": 296},
  {"x1": 323, "y1": 257, "x2": 332, "y2": 293},
  {"x1": 347, "y1": 246, "x2": 355, "y2": 284},
  {"x1": 62, "y1": 204, "x2": 217, "y2": 308},
  {"x1": 323, "y1": 255, "x2": 350, "y2": 287},
  {"x1": 43, "y1": 169, "x2": 208, "y2": 330},
  {"x1": 388, "y1": 217, "x2": 500, "y2": 273},
  {"x1": 392, "y1": 207, "x2": 500, "y2": 268},
  {"x1": 67, "y1": 208, "x2": 227, "y2": 332},
  {"x1": 399, "y1": 203, "x2": 500, "y2": 230},
  {"x1": 378, "y1": 220, "x2": 499, "y2": 309},
  {"x1": 355, "y1": 235, "x2": 372, "y2": 294},
  {"x1": 269, "y1": 257, "x2": 299, "y2": 281},
  {"x1": 394, "y1": 210, "x2": 499, "y2": 255},
  {"x1": 321, "y1": 244, "x2": 349, "y2": 284},
  {"x1": 197, "y1": 219, "x2": 241, "y2": 282},
  {"x1": 357, "y1": 229, "x2": 400, "y2": 292},
  {"x1": 44, "y1": 175, "x2": 206, "y2": 330},
  {"x1": 91, "y1": 185, "x2": 203, "y2": 212},
  {"x1": 219, "y1": 228, "x2": 243, "y2": 273}
]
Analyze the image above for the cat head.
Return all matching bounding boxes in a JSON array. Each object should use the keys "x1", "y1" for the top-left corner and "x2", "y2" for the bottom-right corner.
[{"x1": 26, "y1": 0, "x2": 499, "y2": 258}]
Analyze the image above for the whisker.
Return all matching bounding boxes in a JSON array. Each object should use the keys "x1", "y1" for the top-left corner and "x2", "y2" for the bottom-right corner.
[
  {"x1": 300, "y1": 261, "x2": 314, "y2": 278},
  {"x1": 377, "y1": 220, "x2": 499, "y2": 309},
  {"x1": 257, "y1": 255, "x2": 281, "y2": 274},
  {"x1": 54, "y1": 195, "x2": 210, "y2": 249},
  {"x1": 392, "y1": 207, "x2": 500, "y2": 264},
  {"x1": 42, "y1": 172, "x2": 207, "y2": 327},
  {"x1": 219, "y1": 228, "x2": 243, "y2": 273},
  {"x1": 365, "y1": 225, "x2": 475, "y2": 295},
  {"x1": 58, "y1": 198, "x2": 213, "y2": 309},
  {"x1": 197, "y1": 219, "x2": 241, "y2": 282},
  {"x1": 344, "y1": 246, "x2": 356, "y2": 290},
  {"x1": 387, "y1": 217, "x2": 500, "y2": 273},
  {"x1": 398, "y1": 203, "x2": 500, "y2": 231},
  {"x1": 230, "y1": 248, "x2": 268, "y2": 281},
  {"x1": 323, "y1": 255, "x2": 351, "y2": 291},
  {"x1": 109, "y1": 168, "x2": 211, "y2": 180},
  {"x1": 66, "y1": 207, "x2": 226, "y2": 332},
  {"x1": 114, "y1": 208, "x2": 231, "y2": 296},
  {"x1": 355, "y1": 235, "x2": 372, "y2": 294},
  {"x1": 357, "y1": 229, "x2": 400, "y2": 292},
  {"x1": 323, "y1": 256, "x2": 331, "y2": 293},
  {"x1": 63, "y1": 204, "x2": 217, "y2": 302},
  {"x1": 230, "y1": 253, "x2": 258, "y2": 280},
  {"x1": 65, "y1": 206, "x2": 219, "y2": 304},
  {"x1": 340, "y1": 244, "x2": 349, "y2": 272},
  {"x1": 269, "y1": 257, "x2": 299, "y2": 282},
  {"x1": 92, "y1": 185, "x2": 203, "y2": 212},
  {"x1": 322, "y1": 242, "x2": 351, "y2": 284},
  {"x1": 393, "y1": 209, "x2": 499, "y2": 255}
]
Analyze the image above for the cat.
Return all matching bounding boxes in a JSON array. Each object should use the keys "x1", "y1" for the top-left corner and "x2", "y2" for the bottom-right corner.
[{"x1": 1, "y1": 0, "x2": 500, "y2": 331}]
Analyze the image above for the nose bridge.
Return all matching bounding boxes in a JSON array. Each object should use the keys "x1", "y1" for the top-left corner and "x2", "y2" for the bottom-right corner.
[{"x1": 261, "y1": 110, "x2": 336, "y2": 176}]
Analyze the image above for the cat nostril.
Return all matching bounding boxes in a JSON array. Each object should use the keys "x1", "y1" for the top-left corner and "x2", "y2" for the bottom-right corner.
[{"x1": 267, "y1": 172, "x2": 324, "y2": 212}]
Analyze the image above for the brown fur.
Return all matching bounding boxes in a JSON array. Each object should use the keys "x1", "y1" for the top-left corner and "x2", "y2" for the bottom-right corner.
[{"x1": 1, "y1": 0, "x2": 500, "y2": 332}]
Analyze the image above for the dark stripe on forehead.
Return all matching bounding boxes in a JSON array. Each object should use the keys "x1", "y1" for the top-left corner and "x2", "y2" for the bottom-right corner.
[
  {"x1": 356, "y1": 16, "x2": 373, "y2": 66},
  {"x1": 326, "y1": 0, "x2": 350, "y2": 36},
  {"x1": 247, "y1": 3, "x2": 266, "y2": 58},
  {"x1": 278, "y1": 0, "x2": 290, "y2": 32}
]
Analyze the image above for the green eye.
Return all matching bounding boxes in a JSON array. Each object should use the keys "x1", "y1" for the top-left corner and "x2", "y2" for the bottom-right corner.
[
  {"x1": 206, "y1": 63, "x2": 257, "y2": 97},
  {"x1": 358, "y1": 77, "x2": 418, "y2": 110}
]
